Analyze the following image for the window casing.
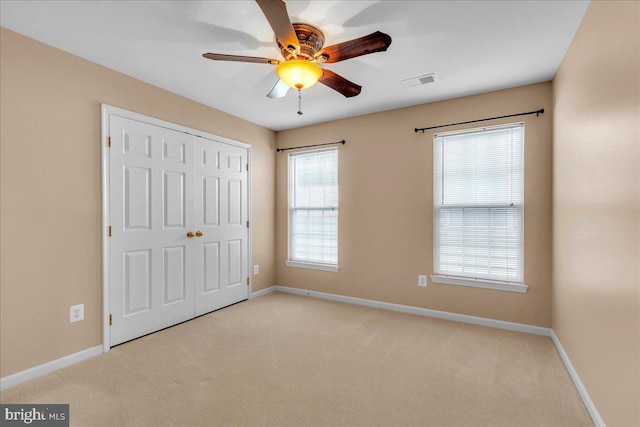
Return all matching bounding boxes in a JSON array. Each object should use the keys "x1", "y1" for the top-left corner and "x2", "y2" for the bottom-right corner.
[
  {"x1": 433, "y1": 123, "x2": 524, "y2": 285},
  {"x1": 287, "y1": 148, "x2": 338, "y2": 269}
]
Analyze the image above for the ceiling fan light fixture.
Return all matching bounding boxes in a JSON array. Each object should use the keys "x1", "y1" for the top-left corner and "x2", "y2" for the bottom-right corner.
[{"x1": 276, "y1": 59, "x2": 322, "y2": 90}]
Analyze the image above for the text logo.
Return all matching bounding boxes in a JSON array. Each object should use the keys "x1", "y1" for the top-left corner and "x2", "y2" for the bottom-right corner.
[{"x1": 1, "y1": 405, "x2": 69, "y2": 426}]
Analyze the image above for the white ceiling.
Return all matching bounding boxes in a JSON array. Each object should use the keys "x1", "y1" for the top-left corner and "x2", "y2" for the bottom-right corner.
[{"x1": 0, "y1": 1, "x2": 589, "y2": 131}]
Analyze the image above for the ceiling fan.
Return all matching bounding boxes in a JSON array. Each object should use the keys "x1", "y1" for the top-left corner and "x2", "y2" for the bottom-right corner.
[{"x1": 202, "y1": 0, "x2": 392, "y2": 104}]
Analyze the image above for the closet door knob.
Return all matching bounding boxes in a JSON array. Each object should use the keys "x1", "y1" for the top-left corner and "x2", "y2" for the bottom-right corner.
[
  {"x1": 195, "y1": 231, "x2": 203, "y2": 237},
  {"x1": 186, "y1": 231, "x2": 195, "y2": 238}
]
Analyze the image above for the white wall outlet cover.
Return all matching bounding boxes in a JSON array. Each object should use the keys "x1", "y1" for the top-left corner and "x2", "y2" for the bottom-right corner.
[
  {"x1": 418, "y1": 275, "x2": 428, "y2": 287},
  {"x1": 253, "y1": 265, "x2": 259, "y2": 275},
  {"x1": 70, "y1": 304, "x2": 84, "y2": 323}
]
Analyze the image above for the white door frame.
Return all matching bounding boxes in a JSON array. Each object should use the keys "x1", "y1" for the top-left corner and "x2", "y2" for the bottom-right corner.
[{"x1": 101, "y1": 104, "x2": 252, "y2": 352}]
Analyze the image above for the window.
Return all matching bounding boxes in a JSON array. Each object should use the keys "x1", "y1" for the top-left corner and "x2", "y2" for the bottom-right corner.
[
  {"x1": 432, "y1": 123, "x2": 526, "y2": 292},
  {"x1": 286, "y1": 148, "x2": 338, "y2": 271}
]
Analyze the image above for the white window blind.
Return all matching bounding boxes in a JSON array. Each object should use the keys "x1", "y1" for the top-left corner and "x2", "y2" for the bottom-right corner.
[
  {"x1": 434, "y1": 123, "x2": 524, "y2": 283},
  {"x1": 289, "y1": 148, "x2": 338, "y2": 265}
]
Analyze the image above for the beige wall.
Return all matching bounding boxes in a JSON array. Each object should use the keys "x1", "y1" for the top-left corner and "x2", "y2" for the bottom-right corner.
[
  {"x1": 0, "y1": 28, "x2": 276, "y2": 378},
  {"x1": 275, "y1": 83, "x2": 553, "y2": 327},
  {"x1": 552, "y1": 1, "x2": 640, "y2": 426}
]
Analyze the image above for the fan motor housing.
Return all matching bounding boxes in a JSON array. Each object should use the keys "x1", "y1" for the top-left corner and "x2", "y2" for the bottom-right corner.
[{"x1": 279, "y1": 23, "x2": 325, "y2": 61}]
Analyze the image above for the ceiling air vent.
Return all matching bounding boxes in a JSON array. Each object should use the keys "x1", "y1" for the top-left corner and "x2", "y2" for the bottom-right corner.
[{"x1": 401, "y1": 73, "x2": 438, "y2": 88}]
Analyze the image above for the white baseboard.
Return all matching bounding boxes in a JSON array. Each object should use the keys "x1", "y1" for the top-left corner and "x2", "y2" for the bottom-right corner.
[
  {"x1": 1, "y1": 286, "x2": 276, "y2": 391},
  {"x1": 272, "y1": 285, "x2": 551, "y2": 336},
  {"x1": 0, "y1": 288, "x2": 603, "y2": 427},
  {"x1": 0, "y1": 345, "x2": 103, "y2": 391},
  {"x1": 550, "y1": 331, "x2": 605, "y2": 427},
  {"x1": 271, "y1": 285, "x2": 603, "y2": 426},
  {"x1": 251, "y1": 286, "x2": 277, "y2": 299}
]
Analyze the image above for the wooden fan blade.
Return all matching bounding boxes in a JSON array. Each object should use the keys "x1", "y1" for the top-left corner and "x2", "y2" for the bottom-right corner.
[
  {"x1": 255, "y1": 0, "x2": 300, "y2": 52},
  {"x1": 203, "y1": 53, "x2": 279, "y2": 64},
  {"x1": 319, "y1": 69, "x2": 362, "y2": 98},
  {"x1": 267, "y1": 79, "x2": 290, "y2": 99},
  {"x1": 317, "y1": 31, "x2": 392, "y2": 63}
]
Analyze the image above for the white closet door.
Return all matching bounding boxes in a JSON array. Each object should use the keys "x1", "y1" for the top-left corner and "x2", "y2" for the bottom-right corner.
[
  {"x1": 109, "y1": 116, "x2": 195, "y2": 346},
  {"x1": 193, "y1": 138, "x2": 248, "y2": 316}
]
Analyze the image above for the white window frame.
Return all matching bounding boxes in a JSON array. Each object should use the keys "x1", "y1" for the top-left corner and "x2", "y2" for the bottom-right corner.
[
  {"x1": 285, "y1": 148, "x2": 339, "y2": 272},
  {"x1": 431, "y1": 122, "x2": 528, "y2": 293}
]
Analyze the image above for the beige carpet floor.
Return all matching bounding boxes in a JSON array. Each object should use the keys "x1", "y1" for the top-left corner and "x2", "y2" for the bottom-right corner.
[{"x1": 1, "y1": 292, "x2": 592, "y2": 426}]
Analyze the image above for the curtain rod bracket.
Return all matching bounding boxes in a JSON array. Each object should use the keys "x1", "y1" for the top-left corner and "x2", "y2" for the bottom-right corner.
[{"x1": 414, "y1": 108, "x2": 544, "y2": 133}]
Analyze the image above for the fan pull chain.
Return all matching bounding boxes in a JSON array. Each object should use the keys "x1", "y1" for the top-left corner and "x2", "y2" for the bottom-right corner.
[{"x1": 297, "y1": 89, "x2": 303, "y2": 115}]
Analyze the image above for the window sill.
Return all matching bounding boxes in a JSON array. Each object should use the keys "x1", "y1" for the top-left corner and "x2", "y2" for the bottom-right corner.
[
  {"x1": 285, "y1": 261, "x2": 340, "y2": 273},
  {"x1": 430, "y1": 275, "x2": 528, "y2": 293}
]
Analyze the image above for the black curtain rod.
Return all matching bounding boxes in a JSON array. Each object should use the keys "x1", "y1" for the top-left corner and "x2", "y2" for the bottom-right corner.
[
  {"x1": 414, "y1": 108, "x2": 544, "y2": 133},
  {"x1": 276, "y1": 140, "x2": 346, "y2": 153}
]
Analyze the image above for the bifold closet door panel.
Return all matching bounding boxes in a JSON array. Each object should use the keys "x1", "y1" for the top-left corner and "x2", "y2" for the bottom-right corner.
[
  {"x1": 109, "y1": 116, "x2": 195, "y2": 346},
  {"x1": 193, "y1": 139, "x2": 249, "y2": 317}
]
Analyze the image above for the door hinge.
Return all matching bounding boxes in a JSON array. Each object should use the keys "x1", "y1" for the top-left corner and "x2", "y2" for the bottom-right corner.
[
  {"x1": 108, "y1": 225, "x2": 112, "y2": 237},
  {"x1": 246, "y1": 164, "x2": 249, "y2": 171},
  {"x1": 108, "y1": 136, "x2": 112, "y2": 148},
  {"x1": 246, "y1": 277, "x2": 250, "y2": 285},
  {"x1": 109, "y1": 314, "x2": 112, "y2": 326}
]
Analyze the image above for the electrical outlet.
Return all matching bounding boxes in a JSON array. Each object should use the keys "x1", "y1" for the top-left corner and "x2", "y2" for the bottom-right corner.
[
  {"x1": 253, "y1": 265, "x2": 259, "y2": 275},
  {"x1": 70, "y1": 304, "x2": 84, "y2": 323},
  {"x1": 418, "y1": 275, "x2": 428, "y2": 287}
]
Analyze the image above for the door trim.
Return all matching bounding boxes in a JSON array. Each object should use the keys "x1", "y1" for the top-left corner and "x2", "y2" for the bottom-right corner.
[{"x1": 101, "y1": 104, "x2": 252, "y2": 352}]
